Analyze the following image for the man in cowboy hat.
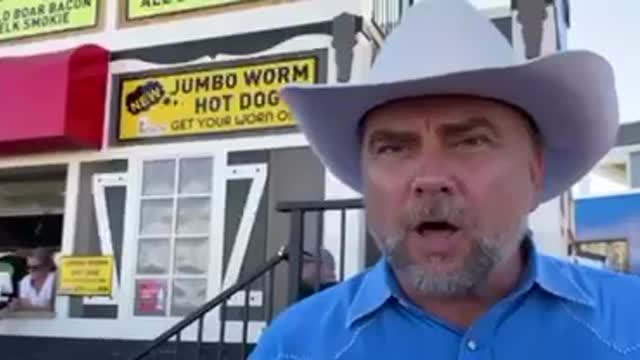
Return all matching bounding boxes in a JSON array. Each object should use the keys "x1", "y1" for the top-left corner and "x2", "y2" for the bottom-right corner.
[{"x1": 251, "y1": 0, "x2": 640, "y2": 358}]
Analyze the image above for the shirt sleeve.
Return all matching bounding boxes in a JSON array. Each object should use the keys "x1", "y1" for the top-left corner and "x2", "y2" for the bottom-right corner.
[{"x1": 248, "y1": 325, "x2": 282, "y2": 360}]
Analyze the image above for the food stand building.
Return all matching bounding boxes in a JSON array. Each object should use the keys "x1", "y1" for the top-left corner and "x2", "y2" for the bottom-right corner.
[{"x1": 0, "y1": 0, "x2": 574, "y2": 358}]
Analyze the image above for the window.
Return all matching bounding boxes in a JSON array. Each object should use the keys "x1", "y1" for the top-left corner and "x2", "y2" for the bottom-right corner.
[
  {"x1": 573, "y1": 239, "x2": 629, "y2": 273},
  {"x1": 0, "y1": 165, "x2": 67, "y2": 317},
  {"x1": 133, "y1": 157, "x2": 214, "y2": 317},
  {"x1": 69, "y1": 160, "x2": 128, "y2": 319}
]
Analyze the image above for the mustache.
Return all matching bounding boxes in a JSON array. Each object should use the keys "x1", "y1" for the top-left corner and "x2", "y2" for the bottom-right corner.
[{"x1": 401, "y1": 194, "x2": 469, "y2": 230}]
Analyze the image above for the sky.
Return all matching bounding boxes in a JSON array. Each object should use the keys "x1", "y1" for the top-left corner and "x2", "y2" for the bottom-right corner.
[
  {"x1": 566, "y1": 0, "x2": 640, "y2": 195},
  {"x1": 466, "y1": 0, "x2": 640, "y2": 124},
  {"x1": 425, "y1": 0, "x2": 637, "y2": 195},
  {"x1": 568, "y1": 0, "x2": 640, "y2": 124},
  {"x1": 566, "y1": 0, "x2": 639, "y2": 195}
]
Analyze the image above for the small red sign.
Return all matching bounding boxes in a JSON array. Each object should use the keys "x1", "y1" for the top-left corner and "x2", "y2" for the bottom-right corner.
[{"x1": 136, "y1": 279, "x2": 167, "y2": 315}]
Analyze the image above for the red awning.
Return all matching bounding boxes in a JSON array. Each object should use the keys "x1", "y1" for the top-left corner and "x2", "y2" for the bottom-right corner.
[{"x1": 0, "y1": 44, "x2": 109, "y2": 154}]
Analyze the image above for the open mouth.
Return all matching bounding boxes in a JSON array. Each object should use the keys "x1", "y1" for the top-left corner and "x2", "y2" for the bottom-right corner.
[{"x1": 415, "y1": 221, "x2": 459, "y2": 236}]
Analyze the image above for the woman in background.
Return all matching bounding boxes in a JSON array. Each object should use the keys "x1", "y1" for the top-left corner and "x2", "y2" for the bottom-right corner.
[{"x1": 10, "y1": 248, "x2": 56, "y2": 312}]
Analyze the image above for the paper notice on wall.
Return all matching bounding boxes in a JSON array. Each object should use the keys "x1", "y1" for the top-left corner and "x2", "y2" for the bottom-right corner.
[
  {"x1": 126, "y1": 0, "x2": 245, "y2": 21},
  {"x1": 0, "y1": 0, "x2": 99, "y2": 42},
  {"x1": 57, "y1": 256, "x2": 113, "y2": 296}
]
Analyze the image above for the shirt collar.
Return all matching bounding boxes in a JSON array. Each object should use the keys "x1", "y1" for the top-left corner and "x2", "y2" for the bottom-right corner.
[
  {"x1": 346, "y1": 257, "x2": 393, "y2": 327},
  {"x1": 529, "y1": 239, "x2": 595, "y2": 307},
  {"x1": 346, "y1": 233, "x2": 595, "y2": 328}
]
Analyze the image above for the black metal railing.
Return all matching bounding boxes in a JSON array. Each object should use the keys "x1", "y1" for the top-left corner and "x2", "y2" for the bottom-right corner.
[
  {"x1": 129, "y1": 198, "x2": 366, "y2": 360},
  {"x1": 277, "y1": 199, "x2": 365, "y2": 303},
  {"x1": 129, "y1": 247, "x2": 289, "y2": 360},
  {"x1": 372, "y1": 0, "x2": 413, "y2": 37}
]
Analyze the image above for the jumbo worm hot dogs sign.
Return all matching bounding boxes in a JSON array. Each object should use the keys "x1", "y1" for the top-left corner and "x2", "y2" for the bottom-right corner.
[{"x1": 117, "y1": 55, "x2": 318, "y2": 140}]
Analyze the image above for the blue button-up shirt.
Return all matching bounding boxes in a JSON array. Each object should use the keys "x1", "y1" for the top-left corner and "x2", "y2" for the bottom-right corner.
[{"x1": 250, "y1": 241, "x2": 640, "y2": 359}]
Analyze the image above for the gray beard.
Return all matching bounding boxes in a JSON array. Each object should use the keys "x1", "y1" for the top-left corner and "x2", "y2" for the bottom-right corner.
[{"x1": 378, "y1": 217, "x2": 528, "y2": 298}]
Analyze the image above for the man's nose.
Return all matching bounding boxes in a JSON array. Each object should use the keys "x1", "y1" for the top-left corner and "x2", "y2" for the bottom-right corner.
[{"x1": 410, "y1": 163, "x2": 455, "y2": 197}]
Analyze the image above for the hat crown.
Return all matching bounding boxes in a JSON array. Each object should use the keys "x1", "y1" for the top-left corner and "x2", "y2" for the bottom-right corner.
[{"x1": 368, "y1": 0, "x2": 522, "y2": 84}]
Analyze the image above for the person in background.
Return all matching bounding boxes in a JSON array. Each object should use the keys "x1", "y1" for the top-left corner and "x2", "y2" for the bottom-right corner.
[
  {"x1": 10, "y1": 248, "x2": 56, "y2": 312},
  {"x1": 0, "y1": 248, "x2": 29, "y2": 297},
  {"x1": 297, "y1": 249, "x2": 338, "y2": 300}
]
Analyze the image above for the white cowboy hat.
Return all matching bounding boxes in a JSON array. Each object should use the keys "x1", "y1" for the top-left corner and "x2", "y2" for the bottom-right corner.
[{"x1": 280, "y1": 0, "x2": 619, "y2": 203}]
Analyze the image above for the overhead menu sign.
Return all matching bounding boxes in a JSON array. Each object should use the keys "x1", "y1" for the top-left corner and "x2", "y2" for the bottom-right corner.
[
  {"x1": 0, "y1": 0, "x2": 100, "y2": 42},
  {"x1": 118, "y1": 56, "x2": 318, "y2": 140},
  {"x1": 126, "y1": 0, "x2": 245, "y2": 21},
  {"x1": 58, "y1": 256, "x2": 114, "y2": 297}
]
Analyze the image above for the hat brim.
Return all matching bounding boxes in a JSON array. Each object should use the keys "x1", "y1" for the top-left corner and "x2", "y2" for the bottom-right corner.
[{"x1": 280, "y1": 50, "x2": 619, "y2": 203}]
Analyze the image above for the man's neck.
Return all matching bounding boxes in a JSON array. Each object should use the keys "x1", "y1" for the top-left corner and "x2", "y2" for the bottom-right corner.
[{"x1": 398, "y1": 246, "x2": 527, "y2": 329}]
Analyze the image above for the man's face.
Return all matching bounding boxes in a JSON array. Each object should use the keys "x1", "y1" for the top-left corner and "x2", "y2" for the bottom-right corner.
[
  {"x1": 302, "y1": 254, "x2": 336, "y2": 285},
  {"x1": 27, "y1": 258, "x2": 48, "y2": 280},
  {"x1": 361, "y1": 96, "x2": 543, "y2": 297}
]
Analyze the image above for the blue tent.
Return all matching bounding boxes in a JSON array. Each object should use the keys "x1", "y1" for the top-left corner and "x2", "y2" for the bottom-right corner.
[{"x1": 574, "y1": 191, "x2": 640, "y2": 274}]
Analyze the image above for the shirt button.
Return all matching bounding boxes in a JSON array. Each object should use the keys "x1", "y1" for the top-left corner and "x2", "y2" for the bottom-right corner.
[{"x1": 467, "y1": 340, "x2": 478, "y2": 351}]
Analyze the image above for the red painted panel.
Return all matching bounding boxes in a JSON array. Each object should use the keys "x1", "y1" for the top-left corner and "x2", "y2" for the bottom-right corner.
[{"x1": 0, "y1": 44, "x2": 109, "y2": 154}]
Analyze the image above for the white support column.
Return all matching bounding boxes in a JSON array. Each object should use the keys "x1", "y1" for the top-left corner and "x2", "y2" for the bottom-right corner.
[
  {"x1": 530, "y1": 198, "x2": 568, "y2": 258},
  {"x1": 630, "y1": 151, "x2": 640, "y2": 188},
  {"x1": 512, "y1": 0, "x2": 571, "y2": 257},
  {"x1": 55, "y1": 161, "x2": 80, "y2": 319}
]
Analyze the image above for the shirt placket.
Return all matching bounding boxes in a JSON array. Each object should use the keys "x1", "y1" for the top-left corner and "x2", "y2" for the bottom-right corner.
[{"x1": 457, "y1": 292, "x2": 530, "y2": 360}]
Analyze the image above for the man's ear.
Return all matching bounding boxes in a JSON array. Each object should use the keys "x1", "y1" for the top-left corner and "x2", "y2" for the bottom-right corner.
[{"x1": 528, "y1": 149, "x2": 544, "y2": 212}]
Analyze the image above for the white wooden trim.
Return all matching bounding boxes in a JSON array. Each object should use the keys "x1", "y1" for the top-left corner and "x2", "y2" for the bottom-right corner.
[
  {"x1": 0, "y1": 133, "x2": 308, "y2": 171},
  {"x1": 209, "y1": 152, "x2": 228, "y2": 332},
  {"x1": 222, "y1": 163, "x2": 270, "y2": 307},
  {"x1": 118, "y1": 157, "x2": 143, "y2": 320},
  {"x1": 54, "y1": 161, "x2": 80, "y2": 320},
  {"x1": 625, "y1": 151, "x2": 633, "y2": 188},
  {"x1": 573, "y1": 187, "x2": 640, "y2": 200},
  {"x1": 222, "y1": 164, "x2": 268, "y2": 297},
  {"x1": 83, "y1": 173, "x2": 127, "y2": 306},
  {"x1": 0, "y1": 317, "x2": 264, "y2": 343},
  {"x1": 166, "y1": 158, "x2": 181, "y2": 317}
]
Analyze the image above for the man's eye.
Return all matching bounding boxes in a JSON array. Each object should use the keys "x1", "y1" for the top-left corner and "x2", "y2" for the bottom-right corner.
[
  {"x1": 376, "y1": 144, "x2": 405, "y2": 154},
  {"x1": 456, "y1": 135, "x2": 490, "y2": 148}
]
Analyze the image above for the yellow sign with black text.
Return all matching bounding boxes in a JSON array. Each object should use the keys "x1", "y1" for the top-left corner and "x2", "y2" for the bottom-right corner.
[
  {"x1": 127, "y1": 0, "x2": 245, "y2": 21},
  {"x1": 58, "y1": 256, "x2": 113, "y2": 296},
  {"x1": 0, "y1": 0, "x2": 99, "y2": 42},
  {"x1": 118, "y1": 56, "x2": 318, "y2": 140}
]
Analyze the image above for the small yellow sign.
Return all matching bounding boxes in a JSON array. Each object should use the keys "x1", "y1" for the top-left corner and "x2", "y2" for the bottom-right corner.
[
  {"x1": 58, "y1": 256, "x2": 113, "y2": 296},
  {"x1": 0, "y1": 0, "x2": 100, "y2": 42},
  {"x1": 118, "y1": 56, "x2": 318, "y2": 140},
  {"x1": 126, "y1": 0, "x2": 245, "y2": 20}
]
